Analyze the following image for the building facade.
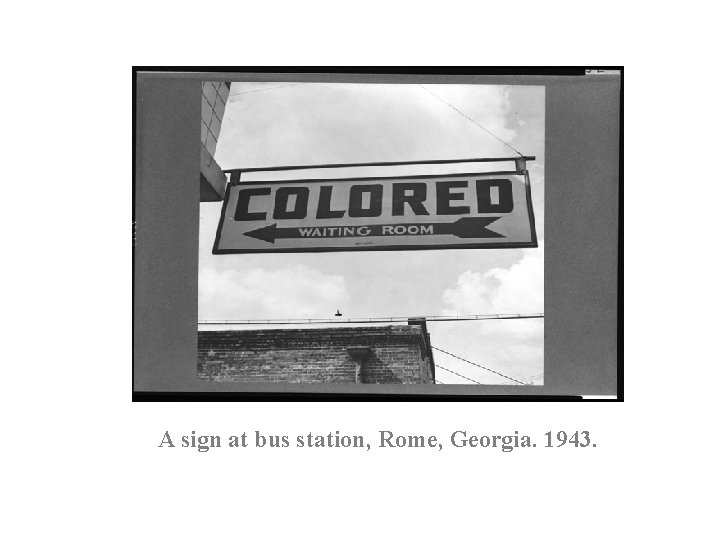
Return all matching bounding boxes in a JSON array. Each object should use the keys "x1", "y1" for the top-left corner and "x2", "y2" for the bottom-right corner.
[
  {"x1": 198, "y1": 324, "x2": 435, "y2": 384},
  {"x1": 200, "y1": 81, "x2": 230, "y2": 202}
]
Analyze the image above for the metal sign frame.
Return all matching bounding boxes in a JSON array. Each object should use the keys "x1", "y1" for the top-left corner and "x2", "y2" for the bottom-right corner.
[{"x1": 213, "y1": 157, "x2": 538, "y2": 254}]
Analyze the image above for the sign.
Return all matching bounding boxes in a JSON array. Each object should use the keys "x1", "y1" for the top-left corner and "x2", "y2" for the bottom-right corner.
[{"x1": 213, "y1": 172, "x2": 537, "y2": 254}]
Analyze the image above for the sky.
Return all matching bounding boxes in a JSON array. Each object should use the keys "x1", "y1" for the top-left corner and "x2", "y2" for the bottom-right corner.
[{"x1": 198, "y1": 82, "x2": 545, "y2": 385}]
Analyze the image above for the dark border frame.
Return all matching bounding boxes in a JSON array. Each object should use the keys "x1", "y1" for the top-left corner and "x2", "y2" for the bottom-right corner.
[
  {"x1": 132, "y1": 66, "x2": 623, "y2": 402},
  {"x1": 212, "y1": 167, "x2": 538, "y2": 254}
]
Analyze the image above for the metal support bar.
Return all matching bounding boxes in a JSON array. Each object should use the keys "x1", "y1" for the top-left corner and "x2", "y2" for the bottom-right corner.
[
  {"x1": 226, "y1": 171, "x2": 525, "y2": 187},
  {"x1": 224, "y1": 156, "x2": 535, "y2": 175}
]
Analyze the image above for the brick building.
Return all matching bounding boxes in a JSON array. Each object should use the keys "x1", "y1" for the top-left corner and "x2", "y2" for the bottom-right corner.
[{"x1": 198, "y1": 323, "x2": 435, "y2": 384}]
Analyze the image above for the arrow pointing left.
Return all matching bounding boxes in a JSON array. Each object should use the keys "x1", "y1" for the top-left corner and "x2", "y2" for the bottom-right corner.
[{"x1": 243, "y1": 217, "x2": 504, "y2": 244}]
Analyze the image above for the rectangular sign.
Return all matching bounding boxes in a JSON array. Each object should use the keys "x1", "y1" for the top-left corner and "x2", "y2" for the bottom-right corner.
[{"x1": 213, "y1": 173, "x2": 537, "y2": 254}]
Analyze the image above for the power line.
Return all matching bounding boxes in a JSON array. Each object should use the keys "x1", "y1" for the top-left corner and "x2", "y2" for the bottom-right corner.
[
  {"x1": 435, "y1": 364, "x2": 483, "y2": 385},
  {"x1": 432, "y1": 345, "x2": 530, "y2": 386},
  {"x1": 228, "y1": 83, "x2": 302, "y2": 97},
  {"x1": 418, "y1": 84, "x2": 524, "y2": 157},
  {"x1": 199, "y1": 313, "x2": 543, "y2": 325}
]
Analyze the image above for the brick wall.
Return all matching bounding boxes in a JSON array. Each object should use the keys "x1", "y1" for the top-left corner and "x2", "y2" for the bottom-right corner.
[{"x1": 198, "y1": 325, "x2": 435, "y2": 384}]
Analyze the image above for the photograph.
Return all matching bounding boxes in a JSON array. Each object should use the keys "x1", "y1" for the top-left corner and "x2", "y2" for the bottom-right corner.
[{"x1": 197, "y1": 81, "x2": 545, "y2": 386}]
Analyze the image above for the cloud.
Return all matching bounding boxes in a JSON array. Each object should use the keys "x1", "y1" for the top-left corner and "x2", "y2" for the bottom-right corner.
[
  {"x1": 442, "y1": 244, "x2": 543, "y2": 314},
  {"x1": 199, "y1": 265, "x2": 349, "y2": 320},
  {"x1": 422, "y1": 84, "x2": 518, "y2": 144},
  {"x1": 216, "y1": 83, "x2": 522, "y2": 170},
  {"x1": 435, "y1": 245, "x2": 544, "y2": 384}
]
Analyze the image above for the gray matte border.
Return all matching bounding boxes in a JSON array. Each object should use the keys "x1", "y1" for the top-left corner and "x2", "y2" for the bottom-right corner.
[{"x1": 133, "y1": 70, "x2": 620, "y2": 397}]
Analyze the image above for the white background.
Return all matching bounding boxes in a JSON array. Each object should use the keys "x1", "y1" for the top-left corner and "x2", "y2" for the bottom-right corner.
[{"x1": 3, "y1": 2, "x2": 719, "y2": 539}]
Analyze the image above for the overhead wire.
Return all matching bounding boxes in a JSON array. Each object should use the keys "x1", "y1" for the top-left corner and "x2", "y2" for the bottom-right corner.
[
  {"x1": 435, "y1": 364, "x2": 483, "y2": 385},
  {"x1": 432, "y1": 345, "x2": 530, "y2": 385},
  {"x1": 418, "y1": 84, "x2": 524, "y2": 157},
  {"x1": 198, "y1": 313, "x2": 543, "y2": 325},
  {"x1": 228, "y1": 83, "x2": 302, "y2": 97},
  {"x1": 226, "y1": 83, "x2": 525, "y2": 160}
]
